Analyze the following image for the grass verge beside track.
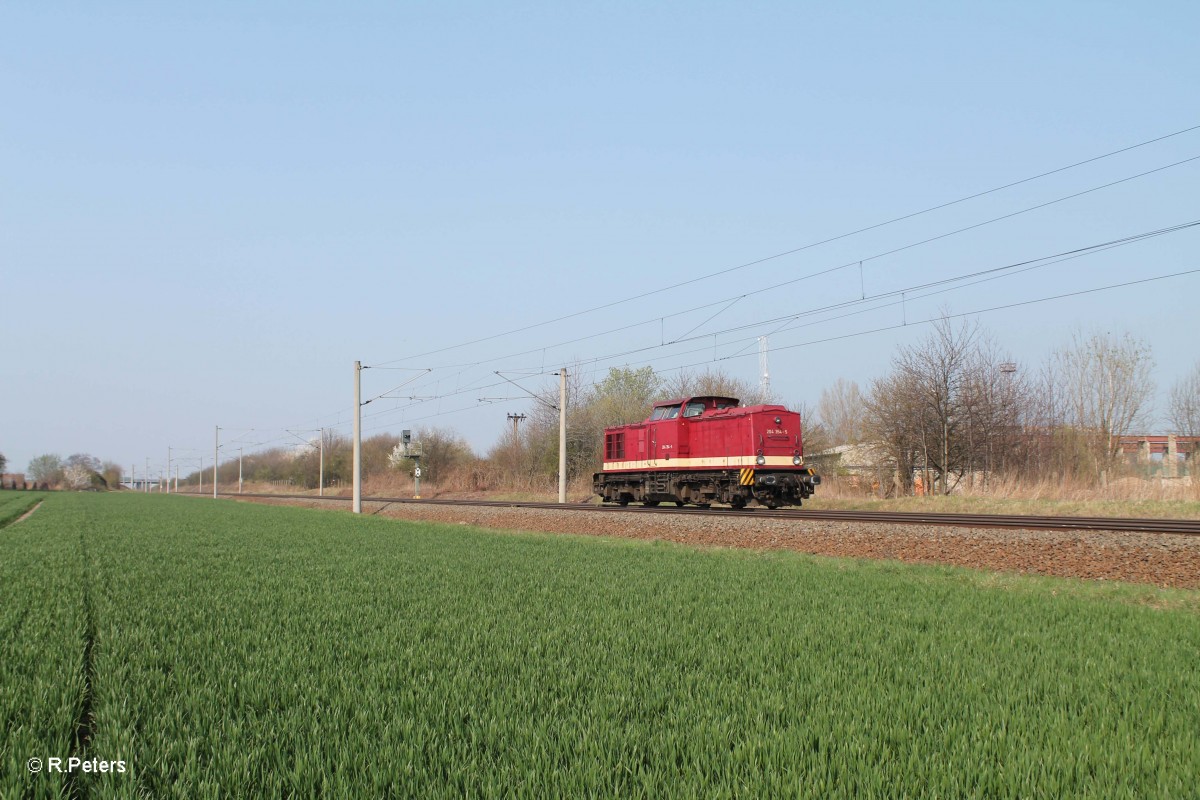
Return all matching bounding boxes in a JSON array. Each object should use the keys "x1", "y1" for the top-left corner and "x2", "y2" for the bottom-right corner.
[
  {"x1": 804, "y1": 494, "x2": 1200, "y2": 519},
  {"x1": 5, "y1": 493, "x2": 1199, "y2": 798}
]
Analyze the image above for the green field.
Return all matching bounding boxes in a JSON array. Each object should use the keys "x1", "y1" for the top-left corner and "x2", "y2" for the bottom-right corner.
[
  {"x1": 0, "y1": 491, "x2": 43, "y2": 528},
  {"x1": 3, "y1": 494, "x2": 1199, "y2": 798}
]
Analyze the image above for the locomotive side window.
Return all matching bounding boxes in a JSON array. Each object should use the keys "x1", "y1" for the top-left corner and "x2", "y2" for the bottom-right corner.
[
  {"x1": 650, "y1": 407, "x2": 668, "y2": 421},
  {"x1": 663, "y1": 405, "x2": 681, "y2": 419},
  {"x1": 605, "y1": 432, "x2": 625, "y2": 460},
  {"x1": 684, "y1": 401, "x2": 706, "y2": 418}
]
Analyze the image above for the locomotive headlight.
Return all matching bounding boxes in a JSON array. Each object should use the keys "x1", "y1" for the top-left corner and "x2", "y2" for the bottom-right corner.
[
  {"x1": 756, "y1": 455, "x2": 766, "y2": 466},
  {"x1": 792, "y1": 456, "x2": 802, "y2": 465}
]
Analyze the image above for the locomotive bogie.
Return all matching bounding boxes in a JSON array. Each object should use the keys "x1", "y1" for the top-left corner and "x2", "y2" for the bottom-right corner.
[{"x1": 594, "y1": 467, "x2": 819, "y2": 509}]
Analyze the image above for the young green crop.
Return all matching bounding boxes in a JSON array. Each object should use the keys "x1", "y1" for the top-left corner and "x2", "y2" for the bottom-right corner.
[
  {"x1": 5, "y1": 493, "x2": 1199, "y2": 798},
  {"x1": 0, "y1": 494, "x2": 87, "y2": 799},
  {"x1": 0, "y1": 492, "x2": 43, "y2": 528}
]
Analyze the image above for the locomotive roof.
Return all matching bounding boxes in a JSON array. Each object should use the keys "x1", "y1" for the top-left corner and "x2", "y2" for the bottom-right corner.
[{"x1": 651, "y1": 395, "x2": 740, "y2": 408}]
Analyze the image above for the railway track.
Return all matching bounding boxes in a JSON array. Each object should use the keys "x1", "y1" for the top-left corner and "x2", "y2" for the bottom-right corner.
[{"x1": 212, "y1": 492, "x2": 1200, "y2": 536}]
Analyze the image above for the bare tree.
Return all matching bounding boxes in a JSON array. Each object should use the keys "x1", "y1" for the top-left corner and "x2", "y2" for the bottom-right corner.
[
  {"x1": 660, "y1": 367, "x2": 773, "y2": 406},
  {"x1": 64, "y1": 453, "x2": 101, "y2": 473},
  {"x1": 790, "y1": 400, "x2": 831, "y2": 458},
  {"x1": 1052, "y1": 330, "x2": 1154, "y2": 461},
  {"x1": 1168, "y1": 361, "x2": 1200, "y2": 436},
  {"x1": 955, "y1": 337, "x2": 1028, "y2": 488},
  {"x1": 892, "y1": 316, "x2": 979, "y2": 493},
  {"x1": 860, "y1": 316, "x2": 1028, "y2": 494},
  {"x1": 862, "y1": 370, "x2": 924, "y2": 496},
  {"x1": 817, "y1": 378, "x2": 865, "y2": 446}
]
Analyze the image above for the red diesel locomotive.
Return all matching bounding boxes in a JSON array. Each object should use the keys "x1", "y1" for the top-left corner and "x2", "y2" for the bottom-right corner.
[{"x1": 593, "y1": 395, "x2": 820, "y2": 509}]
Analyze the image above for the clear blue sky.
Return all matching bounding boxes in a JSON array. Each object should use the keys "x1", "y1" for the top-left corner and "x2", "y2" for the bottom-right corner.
[{"x1": 2, "y1": 1, "x2": 1198, "y2": 476}]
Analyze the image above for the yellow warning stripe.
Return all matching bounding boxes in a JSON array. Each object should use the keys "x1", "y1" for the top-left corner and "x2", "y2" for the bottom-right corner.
[{"x1": 739, "y1": 468, "x2": 755, "y2": 486}]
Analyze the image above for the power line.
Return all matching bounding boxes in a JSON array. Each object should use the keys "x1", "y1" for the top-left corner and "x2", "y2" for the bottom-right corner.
[
  {"x1": 368, "y1": 123, "x2": 1200, "y2": 367},
  {"x1": 299, "y1": 258, "x2": 1200, "y2": 439},
  {"x1": 718, "y1": 267, "x2": 1200, "y2": 365},
  {"x1": 197, "y1": 136, "x2": 1200, "y2": 447},
  {"x1": 535, "y1": 263, "x2": 1200, "y2": 393},
  {"x1": 356, "y1": 260, "x2": 1199, "y2": 434},
  {"x1": 373, "y1": 152, "x2": 1200, "y2": 378},
  {"x1": 256, "y1": 130, "x2": 1200, "y2": 440},
  {"x1": 384, "y1": 219, "x2": 1199, "y2": 396}
]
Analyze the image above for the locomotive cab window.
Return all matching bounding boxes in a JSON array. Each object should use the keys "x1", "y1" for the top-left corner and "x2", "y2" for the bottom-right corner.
[
  {"x1": 605, "y1": 432, "x2": 625, "y2": 460},
  {"x1": 649, "y1": 403, "x2": 683, "y2": 421},
  {"x1": 683, "y1": 401, "x2": 706, "y2": 418}
]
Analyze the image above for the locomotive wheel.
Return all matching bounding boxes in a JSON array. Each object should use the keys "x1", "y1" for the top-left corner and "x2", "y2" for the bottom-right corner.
[
  {"x1": 675, "y1": 501, "x2": 686, "y2": 507},
  {"x1": 618, "y1": 498, "x2": 630, "y2": 507},
  {"x1": 644, "y1": 500, "x2": 660, "y2": 507},
  {"x1": 730, "y1": 497, "x2": 747, "y2": 510}
]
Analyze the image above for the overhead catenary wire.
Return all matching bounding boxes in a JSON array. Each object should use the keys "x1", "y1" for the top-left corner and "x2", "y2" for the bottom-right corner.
[
  {"x1": 359, "y1": 368, "x2": 433, "y2": 406},
  {"x1": 258, "y1": 131, "x2": 1200, "y2": 439},
  {"x1": 191, "y1": 128, "x2": 1200, "y2": 450},
  {"x1": 353, "y1": 265, "x2": 1200, "y2": 437},
  {"x1": 374, "y1": 155, "x2": 1200, "y2": 380},
  {"x1": 367, "y1": 123, "x2": 1200, "y2": 368},
  {"x1": 521, "y1": 264, "x2": 1200, "y2": 395},
  {"x1": 713, "y1": 266, "x2": 1200, "y2": 366},
  {"x1": 360, "y1": 219, "x2": 1200, "y2": 405}
]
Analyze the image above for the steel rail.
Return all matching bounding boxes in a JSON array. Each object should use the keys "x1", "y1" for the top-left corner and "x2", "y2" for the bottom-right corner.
[{"x1": 207, "y1": 491, "x2": 1200, "y2": 536}]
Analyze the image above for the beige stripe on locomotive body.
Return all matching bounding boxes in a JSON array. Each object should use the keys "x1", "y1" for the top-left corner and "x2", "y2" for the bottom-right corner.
[{"x1": 602, "y1": 456, "x2": 803, "y2": 471}]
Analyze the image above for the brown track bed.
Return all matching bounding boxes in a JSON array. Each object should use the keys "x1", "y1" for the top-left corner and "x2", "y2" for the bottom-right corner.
[{"x1": 225, "y1": 494, "x2": 1200, "y2": 590}]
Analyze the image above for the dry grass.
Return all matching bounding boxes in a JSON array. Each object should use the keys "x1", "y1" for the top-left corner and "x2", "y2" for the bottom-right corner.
[{"x1": 810, "y1": 473, "x2": 1200, "y2": 518}]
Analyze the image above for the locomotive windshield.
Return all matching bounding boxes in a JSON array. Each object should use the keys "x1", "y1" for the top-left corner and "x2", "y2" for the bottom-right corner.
[
  {"x1": 649, "y1": 404, "x2": 681, "y2": 421},
  {"x1": 648, "y1": 397, "x2": 739, "y2": 421}
]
